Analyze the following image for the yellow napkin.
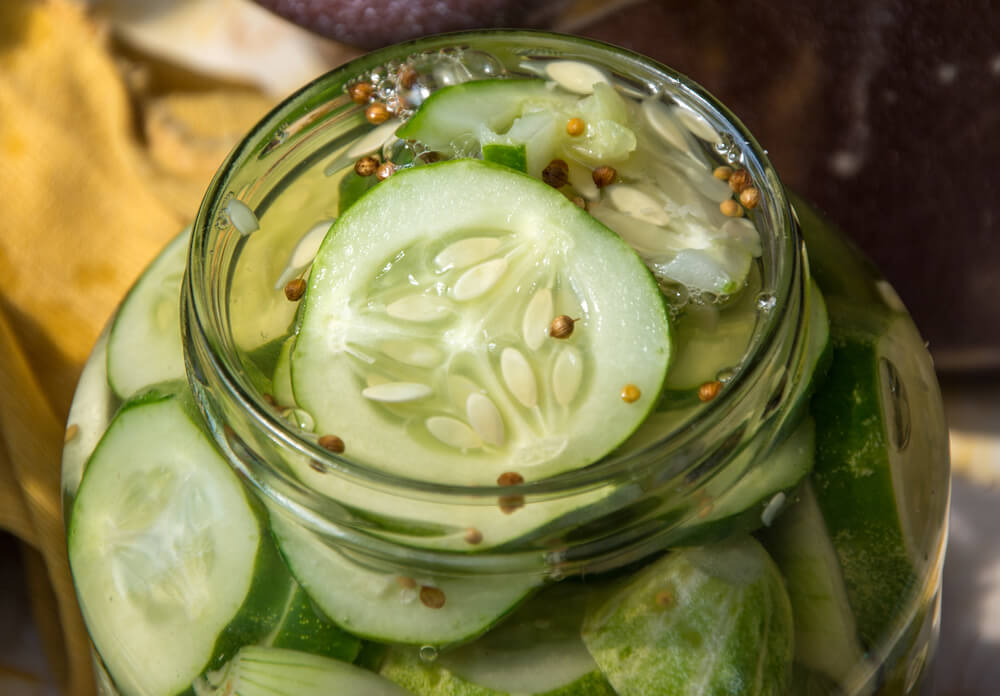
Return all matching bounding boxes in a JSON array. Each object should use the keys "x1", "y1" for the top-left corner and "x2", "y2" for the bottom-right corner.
[{"x1": 0, "y1": 2, "x2": 275, "y2": 693}]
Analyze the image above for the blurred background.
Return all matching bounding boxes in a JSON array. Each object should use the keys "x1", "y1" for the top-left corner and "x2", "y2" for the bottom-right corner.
[{"x1": 0, "y1": 0, "x2": 997, "y2": 693}]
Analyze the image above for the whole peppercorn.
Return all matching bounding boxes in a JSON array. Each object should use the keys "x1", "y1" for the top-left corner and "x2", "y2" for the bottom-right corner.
[
  {"x1": 542, "y1": 159, "x2": 569, "y2": 188},
  {"x1": 354, "y1": 156, "x2": 379, "y2": 177},
  {"x1": 592, "y1": 165, "x2": 617, "y2": 188}
]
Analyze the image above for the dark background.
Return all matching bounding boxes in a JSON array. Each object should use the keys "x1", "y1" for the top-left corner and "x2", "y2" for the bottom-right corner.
[{"x1": 260, "y1": 0, "x2": 1000, "y2": 372}]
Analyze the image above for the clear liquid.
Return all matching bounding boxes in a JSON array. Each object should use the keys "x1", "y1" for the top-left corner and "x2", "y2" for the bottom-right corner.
[{"x1": 62, "y1": 38, "x2": 948, "y2": 696}]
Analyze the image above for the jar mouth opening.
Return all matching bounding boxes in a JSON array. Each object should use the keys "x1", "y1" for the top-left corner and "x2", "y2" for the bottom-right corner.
[{"x1": 185, "y1": 29, "x2": 802, "y2": 501}]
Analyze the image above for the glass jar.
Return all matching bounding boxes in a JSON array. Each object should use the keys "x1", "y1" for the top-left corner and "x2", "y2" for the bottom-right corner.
[{"x1": 61, "y1": 31, "x2": 949, "y2": 696}]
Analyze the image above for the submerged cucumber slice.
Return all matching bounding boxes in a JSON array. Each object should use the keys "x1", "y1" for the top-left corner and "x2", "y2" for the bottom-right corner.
[
  {"x1": 107, "y1": 227, "x2": 189, "y2": 399},
  {"x1": 809, "y1": 308, "x2": 946, "y2": 648},
  {"x1": 761, "y1": 481, "x2": 866, "y2": 689},
  {"x1": 292, "y1": 159, "x2": 671, "y2": 486},
  {"x1": 68, "y1": 385, "x2": 284, "y2": 696},
  {"x1": 380, "y1": 584, "x2": 615, "y2": 696},
  {"x1": 582, "y1": 537, "x2": 794, "y2": 696},
  {"x1": 270, "y1": 509, "x2": 539, "y2": 646},
  {"x1": 196, "y1": 646, "x2": 410, "y2": 696}
]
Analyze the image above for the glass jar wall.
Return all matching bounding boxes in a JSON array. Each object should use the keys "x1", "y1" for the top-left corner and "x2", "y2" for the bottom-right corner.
[{"x1": 61, "y1": 31, "x2": 949, "y2": 696}]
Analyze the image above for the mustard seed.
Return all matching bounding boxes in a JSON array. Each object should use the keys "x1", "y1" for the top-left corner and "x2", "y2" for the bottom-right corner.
[
  {"x1": 464, "y1": 527, "x2": 484, "y2": 545},
  {"x1": 419, "y1": 585, "x2": 446, "y2": 609},
  {"x1": 497, "y1": 471, "x2": 525, "y2": 486},
  {"x1": 620, "y1": 384, "x2": 641, "y2": 403},
  {"x1": 566, "y1": 117, "x2": 585, "y2": 136},
  {"x1": 713, "y1": 165, "x2": 733, "y2": 181},
  {"x1": 348, "y1": 81, "x2": 374, "y2": 104},
  {"x1": 376, "y1": 161, "x2": 396, "y2": 181}
]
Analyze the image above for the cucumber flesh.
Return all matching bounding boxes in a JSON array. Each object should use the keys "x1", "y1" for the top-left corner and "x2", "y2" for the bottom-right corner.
[
  {"x1": 381, "y1": 584, "x2": 615, "y2": 695},
  {"x1": 68, "y1": 385, "x2": 272, "y2": 696},
  {"x1": 270, "y1": 508, "x2": 540, "y2": 646},
  {"x1": 761, "y1": 481, "x2": 867, "y2": 690},
  {"x1": 195, "y1": 646, "x2": 411, "y2": 696},
  {"x1": 809, "y1": 308, "x2": 945, "y2": 648},
  {"x1": 292, "y1": 159, "x2": 671, "y2": 486},
  {"x1": 106, "y1": 227, "x2": 189, "y2": 399}
]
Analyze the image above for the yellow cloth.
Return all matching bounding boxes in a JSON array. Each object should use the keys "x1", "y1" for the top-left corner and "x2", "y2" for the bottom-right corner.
[{"x1": 0, "y1": 2, "x2": 276, "y2": 693}]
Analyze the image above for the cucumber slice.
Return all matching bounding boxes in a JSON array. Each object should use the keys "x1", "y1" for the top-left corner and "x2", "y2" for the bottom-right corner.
[
  {"x1": 395, "y1": 79, "x2": 559, "y2": 157},
  {"x1": 195, "y1": 646, "x2": 410, "y2": 696},
  {"x1": 270, "y1": 509, "x2": 540, "y2": 646},
  {"x1": 292, "y1": 159, "x2": 671, "y2": 486},
  {"x1": 380, "y1": 584, "x2": 615, "y2": 696},
  {"x1": 761, "y1": 481, "x2": 867, "y2": 690},
  {"x1": 581, "y1": 536, "x2": 794, "y2": 696},
  {"x1": 265, "y1": 583, "x2": 362, "y2": 662},
  {"x1": 68, "y1": 385, "x2": 285, "y2": 696},
  {"x1": 809, "y1": 308, "x2": 946, "y2": 648},
  {"x1": 481, "y1": 143, "x2": 527, "y2": 172},
  {"x1": 106, "y1": 227, "x2": 189, "y2": 399}
]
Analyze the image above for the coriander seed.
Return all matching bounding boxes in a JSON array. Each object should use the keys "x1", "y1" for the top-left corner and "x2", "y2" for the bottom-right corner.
[
  {"x1": 698, "y1": 380, "x2": 723, "y2": 402},
  {"x1": 728, "y1": 168, "x2": 752, "y2": 193},
  {"x1": 365, "y1": 102, "x2": 390, "y2": 124},
  {"x1": 719, "y1": 199, "x2": 744, "y2": 217},
  {"x1": 549, "y1": 315, "x2": 575, "y2": 339},
  {"x1": 354, "y1": 155, "x2": 378, "y2": 177},
  {"x1": 284, "y1": 278, "x2": 306, "y2": 301},
  {"x1": 739, "y1": 187, "x2": 760, "y2": 210},
  {"x1": 542, "y1": 159, "x2": 569, "y2": 188},
  {"x1": 592, "y1": 165, "x2": 616, "y2": 188}
]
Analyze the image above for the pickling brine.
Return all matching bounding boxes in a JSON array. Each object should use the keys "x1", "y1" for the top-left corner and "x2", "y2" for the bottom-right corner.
[{"x1": 62, "y1": 32, "x2": 949, "y2": 696}]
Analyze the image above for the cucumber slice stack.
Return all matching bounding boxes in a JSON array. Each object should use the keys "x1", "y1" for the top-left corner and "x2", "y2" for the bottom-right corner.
[
  {"x1": 292, "y1": 159, "x2": 672, "y2": 486},
  {"x1": 68, "y1": 385, "x2": 285, "y2": 696}
]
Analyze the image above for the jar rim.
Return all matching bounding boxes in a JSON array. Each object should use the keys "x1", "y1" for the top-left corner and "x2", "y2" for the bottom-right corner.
[{"x1": 184, "y1": 29, "x2": 804, "y2": 503}]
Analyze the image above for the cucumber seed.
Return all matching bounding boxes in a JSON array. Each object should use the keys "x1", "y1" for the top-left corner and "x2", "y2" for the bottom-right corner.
[
  {"x1": 728, "y1": 168, "x2": 752, "y2": 193},
  {"x1": 566, "y1": 117, "x2": 585, "y2": 136},
  {"x1": 318, "y1": 434, "x2": 346, "y2": 453},
  {"x1": 739, "y1": 187, "x2": 761, "y2": 210},
  {"x1": 592, "y1": 165, "x2": 617, "y2": 188},
  {"x1": 419, "y1": 585, "x2": 447, "y2": 609},
  {"x1": 719, "y1": 199, "x2": 744, "y2": 218},
  {"x1": 284, "y1": 278, "x2": 307, "y2": 301},
  {"x1": 355, "y1": 155, "x2": 379, "y2": 177},
  {"x1": 542, "y1": 159, "x2": 569, "y2": 188},
  {"x1": 464, "y1": 527, "x2": 484, "y2": 545},
  {"x1": 348, "y1": 81, "x2": 374, "y2": 104},
  {"x1": 64, "y1": 423, "x2": 79, "y2": 443},
  {"x1": 698, "y1": 380, "x2": 723, "y2": 402},
  {"x1": 376, "y1": 161, "x2": 396, "y2": 181},
  {"x1": 713, "y1": 165, "x2": 733, "y2": 181},
  {"x1": 620, "y1": 384, "x2": 641, "y2": 403},
  {"x1": 396, "y1": 575, "x2": 418, "y2": 590},
  {"x1": 549, "y1": 315, "x2": 576, "y2": 339},
  {"x1": 365, "y1": 102, "x2": 390, "y2": 124}
]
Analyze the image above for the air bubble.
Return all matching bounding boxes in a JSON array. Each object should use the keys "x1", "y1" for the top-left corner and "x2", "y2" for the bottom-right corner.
[
  {"x1": 716, "y1": 367, "x2": 738, "y2": 383},
  {"x1": 461, "y1": 50, "x2": 504, "y2": 79},
  {"x1": 881, "y1": 357, "x2": 911, "y2": 451},
  {"x1": 755, "y1": 292, "x2": 777, "y2": 313},
  {"x1": 418, "y1": 645, "x2": 439, "y2": 663}
]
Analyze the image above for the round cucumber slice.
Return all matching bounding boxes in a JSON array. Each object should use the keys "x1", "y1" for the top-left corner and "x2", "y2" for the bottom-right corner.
[
  {"x1": 107, "y1": 226, "x2": 189, "y2": 399},
  {"x1": 269, "y1": 509, "x2": 539, "y2": 646},
  {"x1": 581, "y1": 537, "x2": 794, "y2": 696},
  {"x1": 292, "y1": 159, "x2": 671, "y2": 486},
  {"x1": 68, "y1": 385, "x2": 283, "y2": 696},
  {"x1": 380, "y1": 584, "x2": 615, "y2": 696},
  {"x1": 196, "y1": 646, "x2": 411, "y2": 696}
]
